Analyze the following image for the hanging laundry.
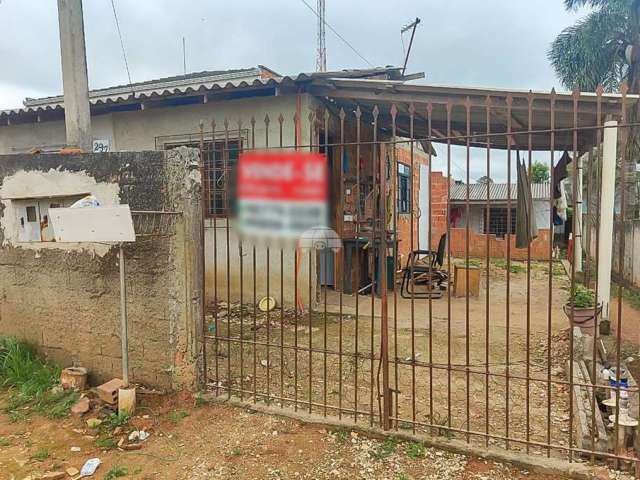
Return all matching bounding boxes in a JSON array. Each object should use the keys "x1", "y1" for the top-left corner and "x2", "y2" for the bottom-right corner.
[
  {"x1": 553, "y1": 151, "x2": 571, "y2": 199},
  {"x1": 515, "y1": 153, "x2": 538, "y2": 248}
]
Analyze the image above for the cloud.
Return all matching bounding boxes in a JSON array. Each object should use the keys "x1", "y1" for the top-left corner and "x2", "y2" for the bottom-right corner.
[{"x1": 0, "y1": 0, "x2": 586, "y2": 179}]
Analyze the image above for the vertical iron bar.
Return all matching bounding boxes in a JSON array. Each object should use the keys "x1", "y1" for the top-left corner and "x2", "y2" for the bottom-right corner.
[
  {"x1": 371, "y1": 105, "x2": 379, "y2": 427},
  {"x1": 354, "y1": 105, "x2": 362, "y2": 423},
  {"x1": 307, "y1": 110, "x2": 314, "y2": 416},
  {"x1": 278, "y1": 114, "x2": 285, "y2": 408},
  {"x1": 427, "y1": 102, "x2": 434, "y2": 432},
  {"x1": 526, "y1": 91, "x2": 533, "y2": 453},
  {"x1": 464, "y1": 96, "x2": 471, "y2": 443},
  {"x1": 409, "y1": 103, "x2": 417, "y2": 434},
  {"x1": 238, "y1": 119, "x2": 244, "y2": 402},
  {"x1": 589, "y1": 85, "x2": 604, "y2": 463},
  {"x1": 251, "y1": 117, "x2": 257, "y2": 403},
  {"x1": 338, "y1": 108, "x2": 345, "y2": 419},
  {"x1": 568, "y1": 85, "x2": 580, "y2": 463},
  {"x1": 446, "y1": 101, "x2": 453, "y2": 431},
  {"x1": 264, "y1": 115, "x2": 271, "y2": 404},
  {"x1": 484, "y1": 96, "x2": 492, "y2": 447},
  {"x1": 505, "y1": 94, "x2": 513, "y2": 450},
  {"x1": 293, "y1": 112, "x2": 300, "y2": 412},
  {"x1": 212, "y1": 119, "x2": 220, "y2": 397},
  {"x1": 198, "y1": 121, "x2": 208, "y2": 388},
  {"x1": 547, "y1": 89, "x2": 556, "y2": 457},
  {"x1": 390, "y1": 104, "x2": 399, "y2": 430},
  {"x1": 380, "y1": 140, "x2": 391, "y2": 431},
  {"x1": 614, "y1": 81, "x2": 629, "y2": 469},
  {"x1": 224, "y1": 119, "x2": 231, "y2": 399}
]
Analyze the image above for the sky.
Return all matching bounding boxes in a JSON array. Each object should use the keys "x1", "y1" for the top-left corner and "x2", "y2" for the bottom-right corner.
[{"x1": 0, "y1": 0, "x2": 588, "y2": 180}]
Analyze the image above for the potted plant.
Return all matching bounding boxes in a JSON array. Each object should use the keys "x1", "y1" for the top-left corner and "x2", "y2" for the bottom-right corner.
[{"x1": 563, "y1": 284, "x2": 602, "y2": 332}]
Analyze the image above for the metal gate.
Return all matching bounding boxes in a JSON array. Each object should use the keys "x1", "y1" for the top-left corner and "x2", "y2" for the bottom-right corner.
[{"x1": 198, "y1": 84, "x2": 640, "y2": 473}]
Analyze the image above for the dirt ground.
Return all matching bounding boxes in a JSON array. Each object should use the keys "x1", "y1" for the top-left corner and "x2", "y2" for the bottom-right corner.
[
  {"x1": 205, "y1": 260, "x2": 576, "y2": 459},
  {"x1": 0, "y1": 391, "x2": 581, "y2": 480}
]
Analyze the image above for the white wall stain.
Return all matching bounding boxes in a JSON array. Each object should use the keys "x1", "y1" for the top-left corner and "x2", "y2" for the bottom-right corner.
[{"x1": 0, "y1": 168, "x2": 120, "y2": 255}]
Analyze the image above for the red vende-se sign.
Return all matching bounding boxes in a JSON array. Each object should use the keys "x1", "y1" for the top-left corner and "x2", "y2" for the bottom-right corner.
[
  {"x1": 237, "y1": 152, "x2": 328, "y2": 238},
  {"x1": 237, "y1": 152, "x2": 327, "y2": 202}
]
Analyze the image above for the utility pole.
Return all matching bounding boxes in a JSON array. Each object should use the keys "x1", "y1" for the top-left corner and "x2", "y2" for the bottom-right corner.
[
  {"x1": 316, "y1": 0, "x2": 326, "y2": 72},
  {"x1": 57, "y1": 0, "x2": 92, "y2": 150}
]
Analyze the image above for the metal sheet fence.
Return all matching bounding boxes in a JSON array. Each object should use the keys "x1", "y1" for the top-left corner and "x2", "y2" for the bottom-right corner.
[{"x1": 198, "y1": 85, "x2": 640, "y2": 474}]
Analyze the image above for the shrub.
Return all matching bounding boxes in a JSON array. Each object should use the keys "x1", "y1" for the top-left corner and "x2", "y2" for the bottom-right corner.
[{"x1": 570, "y1": 285, "x2": 596, "y2": 308}]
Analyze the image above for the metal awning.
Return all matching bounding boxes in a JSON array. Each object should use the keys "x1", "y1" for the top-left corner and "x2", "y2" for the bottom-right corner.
[{"x1": 310, "y1": 78, "x2": 637, "y2": 150}]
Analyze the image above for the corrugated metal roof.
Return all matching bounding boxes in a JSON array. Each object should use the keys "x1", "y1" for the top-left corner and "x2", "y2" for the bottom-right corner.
[
  {"x1": 1, "y1": 66, "x2": 405, "y2": 117},
  {"x1": 449, "y1": 182, "x2": 550, "y2": 201}
]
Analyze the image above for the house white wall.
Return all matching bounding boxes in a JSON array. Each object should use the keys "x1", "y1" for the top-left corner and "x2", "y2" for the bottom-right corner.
[{"x1": 0, "y1": 93, "x2": 321, "y2": 307}]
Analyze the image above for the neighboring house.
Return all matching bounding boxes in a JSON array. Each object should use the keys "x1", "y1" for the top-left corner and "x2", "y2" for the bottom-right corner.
[{"x1": 440, "y1": 181, "x2": 552, "y2": 260}]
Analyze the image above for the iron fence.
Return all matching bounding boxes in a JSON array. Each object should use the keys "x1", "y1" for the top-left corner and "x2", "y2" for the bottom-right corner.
[{"x1": 198, "y1": 84, "x2": 640, "y2": 474}]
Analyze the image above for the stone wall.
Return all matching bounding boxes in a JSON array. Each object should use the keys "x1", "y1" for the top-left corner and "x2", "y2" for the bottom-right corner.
[{"x1": 0, "y1": 148, "x2": 202, "y2": 390}]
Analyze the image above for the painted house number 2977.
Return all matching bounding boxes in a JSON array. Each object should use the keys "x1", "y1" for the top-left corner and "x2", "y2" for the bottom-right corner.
[{"x1": 92, "y1": 140, "x2": 110, "y2": 153}]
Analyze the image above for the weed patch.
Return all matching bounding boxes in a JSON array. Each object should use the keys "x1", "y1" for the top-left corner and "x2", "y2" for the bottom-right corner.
[
  {"x1": 371, "y1": 435, "x2": 399, "y2": 460},
  {"x1": 30, "y1": 447, "x2": 49, "y2": 462},
  {"x1": 169, "y1": 410, "x2": 189, "y2": 423},
  {"x1": 0, "y1": 338, "x2": 77, "y2": 420},
  {"x1": 104, "y1": 466, "x2": 128, "y2": 479},
  {"x1": 405, "y1": 441, "x2": 425, "y2": 459}
]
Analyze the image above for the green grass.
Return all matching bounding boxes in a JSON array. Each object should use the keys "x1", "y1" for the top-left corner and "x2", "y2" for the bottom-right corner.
[
  {"x1": 333, "y1": 429, "x2": 349, "y2": 443},
  {"x1": 622, "y1": 286, "x2": 640, "y2": 311},
  {"x1": 104, "y1": 412, "x2": 131, "y2": 430},
  {"x1": 30, "y1": 447, "x2": 49, "y2": 462},
  {"x1": 0, "y1": 436, "x2": 10, "y2": 447},
  {"x1": 96, "y1": 437, "x2": 117, "y2": 449},
  {"x1": 168, "y1": 410, "x2": 189, "y2": 423},
  {"x1": 493, "y1": 259, "x2": 526, "y2": 274},
  {"x1": 0, "y1": 338, "x2": 78, "y2": 421},
  {"x1": 230, "y1": 447, "x2": 242, "y2": 456},
  {"x1": 104, "y1": 466, "x2": 128, "y2": 479},
  {"x1": 405, "y1": 441, "x2": 425, "y2": 459},
  {"x1": 370, "y1": 435, "x2": 399, "y2": 461}
]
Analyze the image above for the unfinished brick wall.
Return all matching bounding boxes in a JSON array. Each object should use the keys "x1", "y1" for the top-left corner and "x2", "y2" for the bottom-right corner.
[
  {"x1": 0, "y1": 149, "x2": 202, "y2": 390},
  {"x1": 428, "y1": 173, "x2": 551, "y2": 261}
]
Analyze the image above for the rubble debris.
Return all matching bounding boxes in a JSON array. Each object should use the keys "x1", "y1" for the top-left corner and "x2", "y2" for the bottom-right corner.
[
  {"x1": 60, "y1": 366, "x2": 88, "y2": 391},
  {"x1": 65, "y1": 467, "x2": 79, "y2": 477},
  {"x1": 70, "y1": 397, "x2": 90, "y2": 416},
  {"x1": 86, "y1": 418, "x2": 102, "y2": 428},
  {"x1": 96, "y1": 378, "x2": 125, "y2": 404},
  {"x1": 41, "y1": 472, "x2": 65, "y2": 480},
  {"x1": 70, "y1": 446, "x2": 81, "y2": 452}
]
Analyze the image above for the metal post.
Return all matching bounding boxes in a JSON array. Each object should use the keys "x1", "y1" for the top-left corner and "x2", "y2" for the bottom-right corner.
[
  {"x1": 379, "y1": 142, "x2": 391, "y2": 430},
  {"x1": 119, "y1": 244, "x2": 129, "y2": 387},
  {"x1": 598, "y1": 120, "x2": 618, "y2": 319}
]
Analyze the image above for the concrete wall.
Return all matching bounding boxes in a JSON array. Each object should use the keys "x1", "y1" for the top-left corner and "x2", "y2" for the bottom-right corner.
[
  {"x1": 0, "y1": 148, "x2": 202, "y2": 390},
  {"x1": 587, "y1": 217, "x2": 640, "y2": 289}
]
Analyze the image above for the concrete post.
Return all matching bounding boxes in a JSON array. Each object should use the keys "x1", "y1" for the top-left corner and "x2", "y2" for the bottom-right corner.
[
  {"x1": 574, "y1": 153, "x2": 584, "y2": 272},
  {"x1": 597, "y1": 121, "x2": 618, "y2": 319},
  {"x1": 57, "y1": 0, "x2": 92, "y2": 150}
]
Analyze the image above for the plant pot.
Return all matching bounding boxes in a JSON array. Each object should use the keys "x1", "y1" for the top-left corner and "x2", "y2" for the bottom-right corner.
[{"x1": 563, "y1": 303, "x2": 602, "y2": 332}]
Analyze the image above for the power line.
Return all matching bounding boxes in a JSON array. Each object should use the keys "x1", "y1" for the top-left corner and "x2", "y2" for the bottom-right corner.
[
  {"x1": 299, "y1": 0, "x2": 373, "y2": 68},
  {"x1": 110, "y1": 0, "x2": 133, "y2": 89}
]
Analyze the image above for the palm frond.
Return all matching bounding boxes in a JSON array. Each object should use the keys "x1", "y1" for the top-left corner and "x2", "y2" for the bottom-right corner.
[
  {"x1": 549, "y1": 7, "x2": 629, "y2": 91},
  {"x1": 564, "y1": 0, "x2": 633, "y2": 11}
]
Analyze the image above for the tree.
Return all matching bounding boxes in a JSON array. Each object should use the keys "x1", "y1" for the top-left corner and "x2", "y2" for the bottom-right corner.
[
  {"x1": 549, "y1": 0, "x2": 640, "y2": 218},
  {"x1": 530, "y1": 161, "x2": 550, "y2": 183}
]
